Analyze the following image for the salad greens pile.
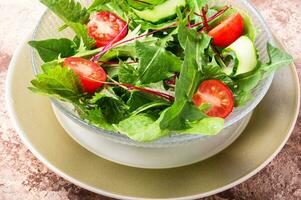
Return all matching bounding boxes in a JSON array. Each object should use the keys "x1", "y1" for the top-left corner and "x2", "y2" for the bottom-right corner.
[{"x1": 29, "y1": 0, "x2": 293, "y2": 142}]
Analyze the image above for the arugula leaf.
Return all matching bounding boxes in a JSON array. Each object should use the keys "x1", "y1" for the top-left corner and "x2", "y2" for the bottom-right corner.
[
  {"x1": 261, "y1": 43, "x2": 293, "y2": 76},
  {"x1": 180, "y1": 117, "x2": 224, "y2": 135},
  {"x1": 40, "y1": 0, "x2": 89, "y2": 24},
  {"x1": 160, "y1": 28, "x2": 210, "y2": 130},
  {"x1": 118, "y1": 62, "x2": 139, "y2": 84},
  {"x1": 115, "y1": 114, "x2": 168, "y2": 142},
  {"x1": 29, "y1": 64, "x2": 82, "y2": 102},
  {"x1": 29, "y1": 38, "x2": 76, "y2": 62},
  {"x1": 135, "y1": 41, "x2": 182, "y2": 83}
]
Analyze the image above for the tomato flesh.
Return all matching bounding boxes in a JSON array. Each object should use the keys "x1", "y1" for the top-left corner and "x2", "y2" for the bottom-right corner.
[
  {"x1": 192, "y1": 80, "x2": 234, "y2": 118},
  {"x1": 87, "y1": 11, "x2": 128, "y2": 47},
  {"x1": 208, "y1": 13, "x2": 244, "y2": 47},
  {"x1": 64, "y1": 57, "x2": 107, "y2": 93}
]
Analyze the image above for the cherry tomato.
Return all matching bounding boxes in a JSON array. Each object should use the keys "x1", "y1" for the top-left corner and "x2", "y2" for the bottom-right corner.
[
  {"x1": 64, "y1": 57, "x2": 107, "y2": 93},
  {"x1": 87, "y1": 11, "x2": 128, "y2": 47},
  {"x1": 208, "y1": 13, "x2": 244, "y2": 47},
  {"x1": 192, "y1": 80, "x2": 234, "y2": 118}
]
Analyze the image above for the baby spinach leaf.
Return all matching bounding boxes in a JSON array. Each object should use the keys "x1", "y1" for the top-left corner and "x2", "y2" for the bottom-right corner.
[{"x1": 29, "y1": 38, "x2": 76, "y2": 62}]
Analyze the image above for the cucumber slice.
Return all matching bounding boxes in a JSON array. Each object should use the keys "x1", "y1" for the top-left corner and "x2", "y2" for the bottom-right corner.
[
  {"x1": 133, "y1": 0, "x2": 186, "y2": 23},
  {"x1": 222, "y1": 36, "x2": 257, "y2": 76}
]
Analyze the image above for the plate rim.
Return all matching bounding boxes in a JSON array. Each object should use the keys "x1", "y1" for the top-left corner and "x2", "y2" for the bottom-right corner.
[{"x1": 5, "y1": 36, "x2": 300, "y2": 200}]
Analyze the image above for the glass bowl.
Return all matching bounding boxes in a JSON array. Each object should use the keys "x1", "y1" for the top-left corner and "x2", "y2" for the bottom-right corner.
[{"x1": 31, "y1": 0, "x2": 276, "y2": 147}]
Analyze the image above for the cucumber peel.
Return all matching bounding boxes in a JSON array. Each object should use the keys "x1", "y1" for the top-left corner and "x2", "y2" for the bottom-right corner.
[
  {"x1": 132, "y1": 0, "x2": 186, "y2": 23},
  {"x1": 222, "y1": 36, "x2": 258, "y2": 76}
]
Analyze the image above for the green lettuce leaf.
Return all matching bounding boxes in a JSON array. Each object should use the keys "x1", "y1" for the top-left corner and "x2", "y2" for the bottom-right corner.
[
  {"x1": 115, "y1": 114, "x2": 168, "y2": 142},
  {"x1": 180, "y1": 117, "x2": 224, "y2": 135}
]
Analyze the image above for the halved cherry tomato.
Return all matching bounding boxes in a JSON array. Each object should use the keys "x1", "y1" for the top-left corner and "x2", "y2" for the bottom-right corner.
[
  {"x1": 64, "y1": 57, "x2": 107, "y2": 93},
  {"x1": 208, "y1": 13, "x2": 244, "y2": 47},
  {"x1": 87, "y1": 11, "x2": 128, "y2": 47},
  {"x1": 192, "y1": 80, "x2": 234, "y2": 118}
]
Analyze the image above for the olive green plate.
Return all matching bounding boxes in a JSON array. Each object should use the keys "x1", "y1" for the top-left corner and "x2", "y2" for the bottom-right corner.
[{"x1": 6, "y1": 35, "x2": 300, "y2": 200}]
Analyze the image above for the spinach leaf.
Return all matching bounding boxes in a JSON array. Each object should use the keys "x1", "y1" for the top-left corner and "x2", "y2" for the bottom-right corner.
[
  {"x1": 29, "y1": 38, "x2": 76, "y2": 62},
  {"x1": 135, "y1": 41, "x2": 182, "y2": 84},
  {"x1": 29, "y1": 64, "x2": 83, "y2": 102}
]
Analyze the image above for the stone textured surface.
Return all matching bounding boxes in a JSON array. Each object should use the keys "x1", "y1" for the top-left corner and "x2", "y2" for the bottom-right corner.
[{"x1": 0, "y1": 0, "x2": 300, "y2": 199}]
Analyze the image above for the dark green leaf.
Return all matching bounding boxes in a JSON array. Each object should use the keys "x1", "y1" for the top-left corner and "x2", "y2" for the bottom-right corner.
[
  {"x1": 118, "y1": 62, "x2": 139, "y2": 84},
  {"x1": 29, "y1": 38, "x2": 75, "y2": 62},
  {"x1": 136, "y1": 41, "x2": 182, "y2": 83},
  {"x1": 29, "y1": 64, "x2": 82, "y2": 102},
  {"x1": 160, "y1": 28, "x2": 210, "y2": 130},
  {"x1": 40, "y1": 0, "x2": 89, "y2": 24},
  {"x1": 79, "y1": 108, "x2": 115, "y2": 131},
  {"x1": 68, "y1": 22, "x2": 95, "y2": 49}
]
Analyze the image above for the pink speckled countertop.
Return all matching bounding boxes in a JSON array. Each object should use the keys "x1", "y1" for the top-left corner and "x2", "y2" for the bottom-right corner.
[{"x1": 0, "y1": 0, "x2": 300, "y2": 199}]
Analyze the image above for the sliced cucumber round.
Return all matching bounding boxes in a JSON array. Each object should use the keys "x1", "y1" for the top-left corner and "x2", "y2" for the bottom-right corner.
[
  {"x1": 222, "y1": 36, "x2": 258, "y2": 76},
  {"x1": 133, "y1": 0, "x2": 186, "y2": 23}
]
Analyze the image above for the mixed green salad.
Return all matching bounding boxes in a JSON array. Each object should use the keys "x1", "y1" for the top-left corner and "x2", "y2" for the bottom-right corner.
[{"x1": 29, "y1": 0, "x2": 293, "y2": 142}]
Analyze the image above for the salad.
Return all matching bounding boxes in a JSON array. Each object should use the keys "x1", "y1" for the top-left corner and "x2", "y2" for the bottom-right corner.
[{"x1": 29, "y1": 0, "x2": 293, "y2": 142}]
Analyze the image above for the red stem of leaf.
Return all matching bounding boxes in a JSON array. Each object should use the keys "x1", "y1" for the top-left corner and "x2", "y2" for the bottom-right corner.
[
  {"x1": 97, "y1": 81, "x2": 174, "y2": 102},
  {"x1": 190, "y1": 5, "x2": 229, "y2": 28},
  {"x1": 201, "y1": 6, "x2": 209, "y2": 32},
  {"x1": 91, "y1": 21, "x2": 130, "y2": 62}
]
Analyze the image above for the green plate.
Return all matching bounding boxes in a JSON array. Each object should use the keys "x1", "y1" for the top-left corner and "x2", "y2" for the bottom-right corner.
[{"x1": 6, "y1": 35, "x2": 300, "y2": 199}]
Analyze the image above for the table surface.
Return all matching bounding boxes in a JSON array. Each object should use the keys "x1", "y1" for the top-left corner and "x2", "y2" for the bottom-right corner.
[{"x1": 1, "y1": 0, "x2": 300, "y2": 199}]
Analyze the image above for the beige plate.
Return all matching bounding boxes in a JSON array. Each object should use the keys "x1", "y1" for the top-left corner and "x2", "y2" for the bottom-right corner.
[{"x1": 6, "y1": 35, "x2": 300, "y2": 200}]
